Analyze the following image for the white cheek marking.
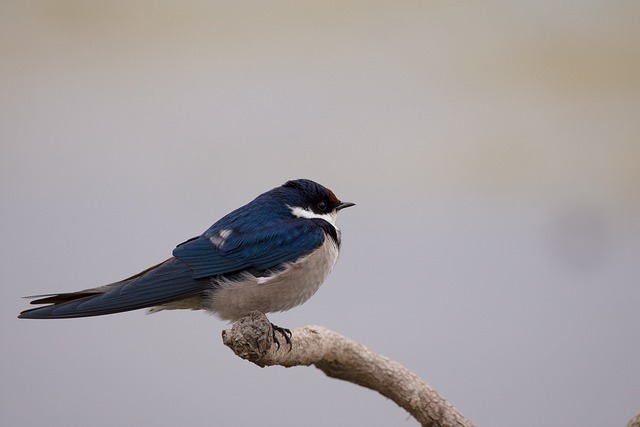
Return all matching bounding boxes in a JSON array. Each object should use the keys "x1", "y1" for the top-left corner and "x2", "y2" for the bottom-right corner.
[
  {"x1": 289, "y1": 206, "x2": 338, "y2": 228},
  {"x1": 209, "y1": 228, "x2": 233, "y2": 249}
]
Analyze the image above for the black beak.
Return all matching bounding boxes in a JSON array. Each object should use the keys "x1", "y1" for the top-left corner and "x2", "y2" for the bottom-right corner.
[{"x1": 336, "y1": 202, "x2": 356, "y2": 211}]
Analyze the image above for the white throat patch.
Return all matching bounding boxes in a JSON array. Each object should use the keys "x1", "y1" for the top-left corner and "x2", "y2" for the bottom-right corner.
[{"x1": 289, "y1": 206, "x2": 338, "y2": 228}]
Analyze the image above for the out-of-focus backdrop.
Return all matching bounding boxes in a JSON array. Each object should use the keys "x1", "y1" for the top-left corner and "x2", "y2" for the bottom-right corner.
[{"x1": 2, "y1": 2, "x2": 639, "y2": 426}]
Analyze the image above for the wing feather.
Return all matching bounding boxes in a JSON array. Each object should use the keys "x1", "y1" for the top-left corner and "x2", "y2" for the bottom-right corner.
[{"x1": 173, "y1": 220, "x2": 325, "y2": 279}]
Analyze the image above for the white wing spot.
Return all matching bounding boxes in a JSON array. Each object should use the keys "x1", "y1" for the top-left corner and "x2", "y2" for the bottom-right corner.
[{"x1": 209, "y1": 229, "x2": 233, "y2": 249}]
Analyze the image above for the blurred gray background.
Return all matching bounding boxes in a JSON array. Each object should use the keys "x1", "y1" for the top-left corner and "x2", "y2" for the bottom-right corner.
[{"x1": 2, "y1": 2, "x2": 639, "y2": 426}]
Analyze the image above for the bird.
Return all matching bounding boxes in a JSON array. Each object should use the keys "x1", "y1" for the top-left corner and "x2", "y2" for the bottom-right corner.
[{"x1": 18, "y1": 179, "x2": 355, "y2": 346}]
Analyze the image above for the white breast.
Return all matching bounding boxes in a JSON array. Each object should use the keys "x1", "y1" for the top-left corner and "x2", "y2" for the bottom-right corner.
[{"x1": 205, "y1": 238, "x2": 340, "y2": 321}]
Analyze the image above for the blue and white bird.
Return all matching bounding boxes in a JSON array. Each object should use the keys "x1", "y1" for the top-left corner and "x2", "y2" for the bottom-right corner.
[{"x1": 19, "y1": 179, "x2": 354, "y2": 342}]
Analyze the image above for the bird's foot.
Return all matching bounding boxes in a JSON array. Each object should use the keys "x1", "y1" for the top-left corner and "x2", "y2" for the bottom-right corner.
[{"x1": 270, "y1": 323, "x2": 292, "y2": 351}]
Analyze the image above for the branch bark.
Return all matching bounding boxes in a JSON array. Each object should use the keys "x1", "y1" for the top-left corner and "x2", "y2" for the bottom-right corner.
[{"x1": 222, "y1": 311, "x2": 474, "y2": 427}]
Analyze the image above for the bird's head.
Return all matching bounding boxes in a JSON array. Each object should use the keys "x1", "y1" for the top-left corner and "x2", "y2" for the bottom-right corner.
[{"x1": 279, "y1": 179, "x2": 355, "y2": 226}]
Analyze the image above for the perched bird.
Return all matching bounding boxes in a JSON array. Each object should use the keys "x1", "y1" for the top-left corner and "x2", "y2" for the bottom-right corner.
[{"x1": 19, "y1": 179, "x2": 354, "y2": 345}]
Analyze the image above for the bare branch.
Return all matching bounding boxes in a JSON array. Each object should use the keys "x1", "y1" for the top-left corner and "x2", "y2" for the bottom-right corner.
[{"x1": 222, "y1": 311, "x2": 474, "y2": 427}]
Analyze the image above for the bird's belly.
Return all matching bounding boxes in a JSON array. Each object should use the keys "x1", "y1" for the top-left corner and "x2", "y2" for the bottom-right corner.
[{"x1": 206, "y1": 238, "x2": 339, "y2": 321}]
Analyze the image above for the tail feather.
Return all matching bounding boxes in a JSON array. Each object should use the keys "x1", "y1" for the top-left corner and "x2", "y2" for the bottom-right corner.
[
  {"x1": 24, "y1": 291, "x2": 103, "y2": 306},
  {"x1": 18, "y1": 258, "x2": 208, "y2": 319}
]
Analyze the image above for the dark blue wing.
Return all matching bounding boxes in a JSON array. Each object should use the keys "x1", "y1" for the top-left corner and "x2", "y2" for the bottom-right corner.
[
  {"x1": 173, "y1": 220, "x2": 326, "y2": 279},
  {"x1": 18, "y1": 258, "x2": 208, "y2": 319}
]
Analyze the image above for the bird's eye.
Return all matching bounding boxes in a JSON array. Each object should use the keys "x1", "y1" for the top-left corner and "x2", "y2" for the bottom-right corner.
[{"x1": 317, "y1": 200, "x2": 327, "y2": 211}]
